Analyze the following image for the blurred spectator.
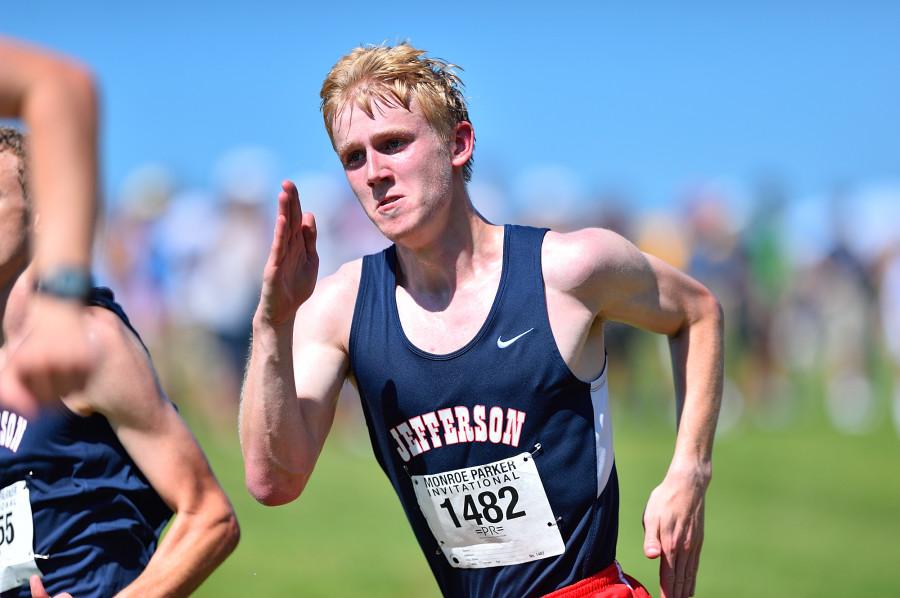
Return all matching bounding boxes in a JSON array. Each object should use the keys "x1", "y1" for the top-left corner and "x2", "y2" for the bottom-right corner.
[{"x1": 98, "y1": 164, "x2": 172, "y2": 342}]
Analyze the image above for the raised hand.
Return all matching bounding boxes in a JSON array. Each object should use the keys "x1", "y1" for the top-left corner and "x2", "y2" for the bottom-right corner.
[
  {"x1": 642, "y1": 468, "x2": 708, "y2": 598},
  {"x1": 256, "y1": 180, "x2": 319, "y2": 327}
]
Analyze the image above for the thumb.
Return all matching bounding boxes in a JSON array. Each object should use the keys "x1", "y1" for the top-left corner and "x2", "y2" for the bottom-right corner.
[
  {"x1": 643, "y1": 513, "x2": 662, "y2": 559},
  {"x1": 30, "y1": 575, "x2": 50, "y2": 598}
]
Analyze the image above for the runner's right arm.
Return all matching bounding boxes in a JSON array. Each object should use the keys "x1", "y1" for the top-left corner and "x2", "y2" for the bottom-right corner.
[{"x1": 239, "y1": 180, "x2": 356, "y2": 505}]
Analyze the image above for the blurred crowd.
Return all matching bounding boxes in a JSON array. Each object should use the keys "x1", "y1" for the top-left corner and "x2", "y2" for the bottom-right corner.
[{"x1": 95, "y1": 149, "x2": 900, "y2": 438}]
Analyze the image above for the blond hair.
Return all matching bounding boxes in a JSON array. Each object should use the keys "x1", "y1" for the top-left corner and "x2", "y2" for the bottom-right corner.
[
  {"x1": 0, "y1": 126, "x2": 28, "y2": 200},
  {"x1": 320, "y1": 43, "x2": 474, "y2": 181}
]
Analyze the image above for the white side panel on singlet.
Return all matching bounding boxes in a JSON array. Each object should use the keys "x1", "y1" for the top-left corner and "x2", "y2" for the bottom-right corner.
[{"x1": 589, "y1": 366, "x2": 615, "y2": 498}]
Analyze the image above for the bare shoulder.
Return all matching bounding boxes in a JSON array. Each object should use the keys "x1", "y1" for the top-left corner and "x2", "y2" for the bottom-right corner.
[
  {"x1": 304, "y1": 258, "x2": 363, "y2": 318},
  {"x1": 84, "y1": 305, "x2": 152, "y2": 372},
  {"x1": 68, "y1": 305, "x2": 162, "y2": 419},
  {"x1": 543, "y1": 227, "x2": 645, "y2": 296},
  {"x1": 296, "y1": 259, "x2": 363, "y2": 350}
]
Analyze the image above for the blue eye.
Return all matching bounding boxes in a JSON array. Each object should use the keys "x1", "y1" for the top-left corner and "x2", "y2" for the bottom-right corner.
[
  {"x1": 344, "y1": 150, "x2": 364, "y2": 168},
  {"x1": 384, "y1": 138, "x2": 406, "y2": 152}
]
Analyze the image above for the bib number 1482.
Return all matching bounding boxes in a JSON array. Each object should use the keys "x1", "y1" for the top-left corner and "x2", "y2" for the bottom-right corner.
[{"x1": 438, "y1": 486, "x2": 526, "y2": 527}]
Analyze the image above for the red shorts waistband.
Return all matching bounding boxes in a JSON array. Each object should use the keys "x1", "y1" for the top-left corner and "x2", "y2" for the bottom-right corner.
[{"x1": 543, "y1": 562, "x2": 651, "y2": 598}]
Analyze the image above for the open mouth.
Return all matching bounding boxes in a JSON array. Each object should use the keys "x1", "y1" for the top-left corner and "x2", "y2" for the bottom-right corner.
[{"x1": 377, "y1": 196, "x2": 401, "y2": 209}]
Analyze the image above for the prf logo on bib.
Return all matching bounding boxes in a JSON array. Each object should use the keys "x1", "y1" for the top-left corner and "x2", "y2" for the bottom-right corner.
[{"x1": 412, "y1": 453, "x2": 565, "y2": 568}]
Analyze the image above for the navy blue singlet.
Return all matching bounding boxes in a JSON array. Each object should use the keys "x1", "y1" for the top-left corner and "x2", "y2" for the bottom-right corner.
[
  {"x1": 0, "y1": 288, "x2": 172, "y2": 598},
  {"x1": 350, "y1": 225, "x2": 619, "y2": 597}
]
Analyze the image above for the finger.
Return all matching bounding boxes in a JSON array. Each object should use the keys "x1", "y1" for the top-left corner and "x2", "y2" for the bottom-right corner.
[
  {"x1": 277, "y1": 188, "x2": 292, "y2": 231},
  {"x1": 660, "y1": 548, "x2": 676, "y2": 598},
  {"x1": 687, "y1": 529, "x2": 704, "y2": 596},
  {"x1": 282, "y1": 178, "x2": 298, "y2": 197},
  {"x1": 263, "y1": 216, "x2": 288, "y2": 285},
  {"x1": 302, "y1": 212, "x2": 318, "y2": 259},
  {"x1": 30, "y1": 575, "x2": 50, "y2": 598},
  {"x1": 657, "y1": 515, "x2": 678, "y2": 598},
  {"x1": 270, "y1": 214, "x2": 288, "y2": 263},
  {"x1": 643, "y1": 512, "x2": 661, "y2": 559},
  {"x1": 673, "y1": 540, "x2": 688, "y2": 598},
  {"x1": 283, "y1": 179, "x2": 302, "y2": 231},
  {"x1": 685, "y1": 549, "x2": 698, "y2": 597}
]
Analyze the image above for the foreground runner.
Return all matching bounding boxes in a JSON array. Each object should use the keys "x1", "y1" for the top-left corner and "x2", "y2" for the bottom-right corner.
[
  {"x1": 0, "y1": 128, "x2": 239, "y2": 597},
  {"x1": 240, "y1": 44, "x2": 723, "y2": 598}
]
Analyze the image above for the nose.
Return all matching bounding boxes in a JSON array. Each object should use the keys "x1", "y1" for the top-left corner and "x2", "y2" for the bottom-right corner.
[{"x1": 366, "y1": 152, "x2": 390, "y2": 188}]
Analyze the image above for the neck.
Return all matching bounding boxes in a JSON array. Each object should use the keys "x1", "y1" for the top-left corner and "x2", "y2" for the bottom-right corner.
[{"x1": 393, "y1": 188, "x2": 502, "y2": 299}]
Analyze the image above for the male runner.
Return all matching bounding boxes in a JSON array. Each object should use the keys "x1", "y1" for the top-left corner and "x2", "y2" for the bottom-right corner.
[
  {"x1": 0, "y1": 37, "x2": 101, "y2": 414},
  {"x1": 240, "y1": 44, "x2": 723, "y2": 598},
  {"x1": 0, "y1": 128, "x2": 239, "y2": 597}
]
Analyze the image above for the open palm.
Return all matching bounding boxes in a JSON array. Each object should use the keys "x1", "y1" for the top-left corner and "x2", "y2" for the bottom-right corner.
[{"x1": 259, "y1": 180, "x2": 319, "y2": 326}]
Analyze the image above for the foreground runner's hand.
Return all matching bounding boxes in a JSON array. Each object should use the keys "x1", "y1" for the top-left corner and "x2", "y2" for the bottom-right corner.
[
  {"x1": 642, "y1": 467, "x2": 707, "y2": 598},
  {"x1": 256, "y1": 180, "x2": 319, "y2": 327},
  {"x1": 30, "y1": 575, "x2": 73, "y2": 598},
  {"x1": 0, "y1": 297, "x2": 97, "y2": 416}
]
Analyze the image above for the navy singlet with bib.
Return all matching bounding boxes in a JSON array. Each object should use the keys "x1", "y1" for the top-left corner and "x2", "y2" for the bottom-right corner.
[
  {"x1": 350, "y1": 224, "x2": 619, "y2": 597},
  {"x1": 0, "y1": 288, "x2": 172, "y2": 598}
]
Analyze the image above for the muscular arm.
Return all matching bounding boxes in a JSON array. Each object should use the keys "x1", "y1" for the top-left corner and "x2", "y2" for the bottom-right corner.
[
  {"x1": 238, "y1": 180, "x2": 355, "y2": 506},
  {"x1": 73, "y1": 308, "x2": 239, "y2": 597},
  {"x1": 0, "y1": 37, "x2": 97, "y2": 272},
  {"x1": 0, "y1": 37, "x2": 99, "y2": 412},
  {"x1": 577, "y1": 230, "x2": 723, "y2": 467},
  {"x1": 239, "y1": 267, "x2": 355, "y2": 505},
  {"x1": 550, "y1": 228, "x2": 723, "y2": 598}
]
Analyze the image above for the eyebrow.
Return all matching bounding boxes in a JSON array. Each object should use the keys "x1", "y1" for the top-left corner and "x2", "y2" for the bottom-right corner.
[
  {"x1": 336, "y1": 128, "x2": 414, "y2": 157},
  {"x1": 335, "y1": 140, "x2": 357, "y2": 157}
]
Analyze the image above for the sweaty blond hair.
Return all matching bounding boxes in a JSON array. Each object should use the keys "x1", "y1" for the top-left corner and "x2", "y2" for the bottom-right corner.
[{"x1": 320, "y1": 43, "x2": 474, "y2": 181}]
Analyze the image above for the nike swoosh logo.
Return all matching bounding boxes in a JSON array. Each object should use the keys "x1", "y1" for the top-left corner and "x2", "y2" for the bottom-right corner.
[{"x1": 497, "y1": 328, "x2": 535, "y2": 349}]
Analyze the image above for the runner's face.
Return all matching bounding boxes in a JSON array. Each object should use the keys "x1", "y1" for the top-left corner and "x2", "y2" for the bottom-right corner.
[
  {"x1": 332, "y1": 99, "x2": 454, "y2": 246},
  {"x1": 0, "y1": 151, "x2": 29, "y2": 274}
]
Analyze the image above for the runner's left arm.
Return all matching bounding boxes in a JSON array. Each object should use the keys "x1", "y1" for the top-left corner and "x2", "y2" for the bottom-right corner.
[
  {"x1": 572, "y1": 228, "x2": 723, "y2": 598},
  {"x1": 0, "y1": 37, "x2": 100, "y2": 414},
  {"x1": 76, "y1": 307, "x2": 239, "y2": 597}
]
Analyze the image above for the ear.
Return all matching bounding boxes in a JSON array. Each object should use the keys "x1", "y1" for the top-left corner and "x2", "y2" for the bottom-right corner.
[{"x1": 450, "y1": 121, "x2": 475, "y2": 169}]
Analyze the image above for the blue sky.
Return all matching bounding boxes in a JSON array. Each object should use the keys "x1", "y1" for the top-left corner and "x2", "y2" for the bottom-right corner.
[{"x1": 5, "y1": 2, "x2": 899, "y2": 210}]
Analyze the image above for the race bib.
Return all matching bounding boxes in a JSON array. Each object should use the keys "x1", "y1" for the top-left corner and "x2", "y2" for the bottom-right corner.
[
  {"x1": 412, "y1": 453, "x2": 565, "y2": 568},
  {"x1": 0, "y1": 481, "x2": 42, "y2": 592}
]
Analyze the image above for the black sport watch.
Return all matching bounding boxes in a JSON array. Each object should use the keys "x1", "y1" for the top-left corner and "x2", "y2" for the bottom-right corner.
[{"x1": 34, "y1": 267, "x2": 94, "y2": 303}]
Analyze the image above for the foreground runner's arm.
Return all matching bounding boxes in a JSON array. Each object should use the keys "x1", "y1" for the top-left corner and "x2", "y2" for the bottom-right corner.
[
  {"x1": 555, "y1": 228, "x2": 723, "y2": 598},
  {"x1": 0, "y1": 38, "x2": 99, "y2": 413},
  {"x1": 239, "y1": 180, "x2": 354, "y2": 505},
  {"x1": 49, "y1": 306, "x2": 239, "y2": 597}
]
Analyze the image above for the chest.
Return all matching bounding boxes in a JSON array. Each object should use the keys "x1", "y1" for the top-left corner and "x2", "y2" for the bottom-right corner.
[{"x1": 394, "y1": 276, "x2": 499, "y2": 355}]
